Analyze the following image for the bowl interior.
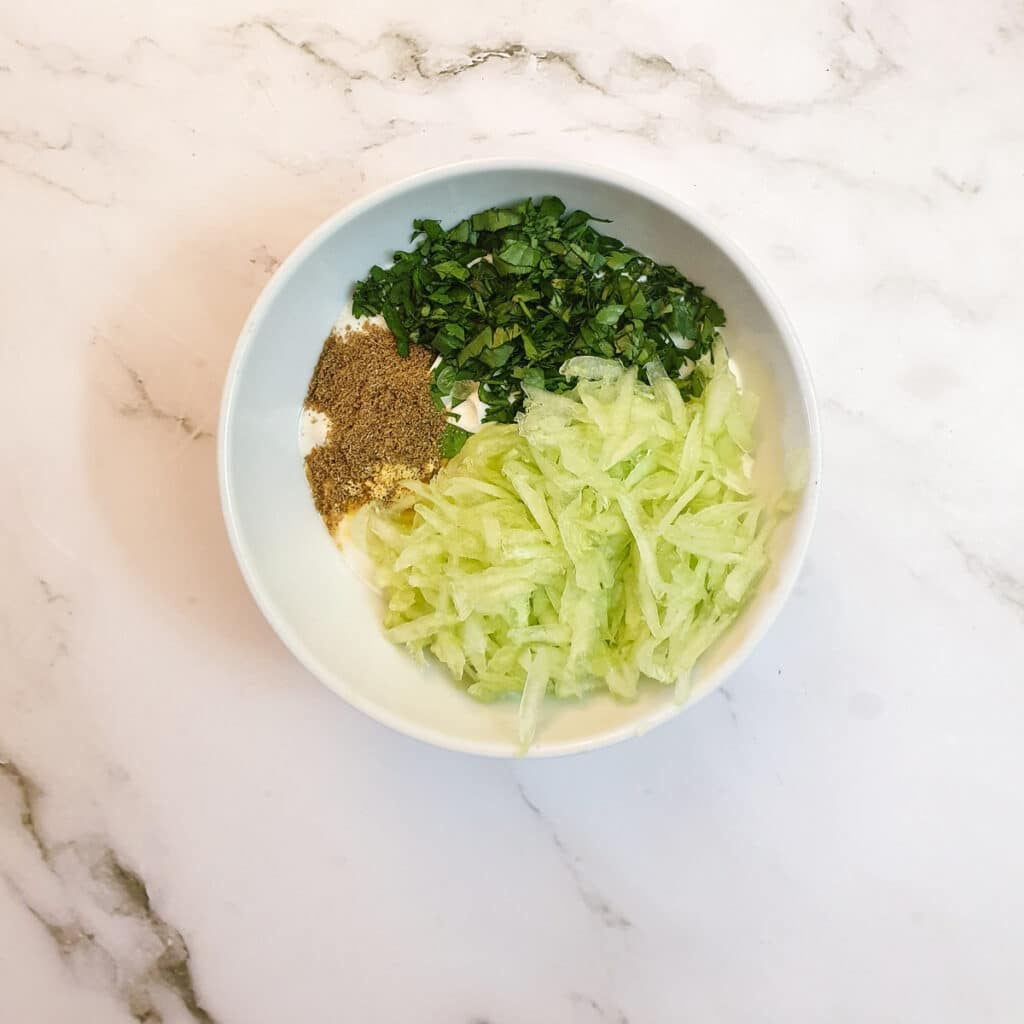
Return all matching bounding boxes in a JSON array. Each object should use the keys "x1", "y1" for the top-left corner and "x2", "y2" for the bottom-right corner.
[{"x1": 220, "y1": 163, "x2": 819, "y2": 757}]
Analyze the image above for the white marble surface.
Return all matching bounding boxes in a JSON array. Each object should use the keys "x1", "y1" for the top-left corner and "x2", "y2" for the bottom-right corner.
[{"x1": 2, "y1": 0, "x2": 1023, "y2": 1020}]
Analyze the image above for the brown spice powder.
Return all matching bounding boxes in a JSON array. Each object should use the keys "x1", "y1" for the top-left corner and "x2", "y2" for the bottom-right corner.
[{"x1": 304, "y1": 323, "x2": 447, "y2": 531}]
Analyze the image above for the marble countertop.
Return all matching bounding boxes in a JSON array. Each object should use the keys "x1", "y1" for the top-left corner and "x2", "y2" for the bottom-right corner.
[{"x1": 3, "y1": 1, "x2": 1023, "y2": 1020}]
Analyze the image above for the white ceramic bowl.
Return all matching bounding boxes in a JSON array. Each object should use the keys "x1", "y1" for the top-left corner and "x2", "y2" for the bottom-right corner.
[{"x1": 219, "y1": 160, "x2": 820, "y2": 757}]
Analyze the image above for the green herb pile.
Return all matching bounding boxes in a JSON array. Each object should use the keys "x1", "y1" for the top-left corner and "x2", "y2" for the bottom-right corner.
[{"x1": 351, "y1": 196, "x2": 726, "y2": 431}]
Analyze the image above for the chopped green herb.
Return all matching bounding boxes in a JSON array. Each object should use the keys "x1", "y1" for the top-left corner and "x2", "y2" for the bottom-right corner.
[
  {"x1": 438, "y1": 422, "x2": 472, "y2": 458},
  {"x1": 352, "y1": 197, "x2": 726, "y2": 423}
]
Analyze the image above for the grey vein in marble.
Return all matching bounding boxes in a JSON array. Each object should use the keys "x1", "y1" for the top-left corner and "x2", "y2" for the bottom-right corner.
[
  {"x1": 0, "y1": 126, "x2": 72, "y2": 152},
  {"x1": 718, "y1": 684, "x2": 739, "y2": 725},
  {"x1": 569, "y1": 991, "x2": 630, "y2": 1023},
  {"x1": 245, "y1": 19, "x2": 370, "y2": 86},
  {"x1": 517, "y1": 784, "x2": 631, "y2": 930},
  {"x1": 23, "y1": 900, "x2": 103, "y2": 963},
  {"x1": 109, "y1": 347, "x2": 211, "y2": 439},
  {"x1": 949, "y1": 536, "x2": 1024, "y2": 622},
  {"x1": 433, "y1": 44, "x2": 607, "y2": 94},
  {"x1": 33, "y1": 578, "x2": 73, "y2": 668},
  {"x1": 935, "y1": 169, "x2": 983, "y2": 196},
  {"x1": 0, "y1": 757, "x2": 47, "y2": 862},
  {"x1": 628, "y1": 4, "x2": 897, "y2": 118},
  {"x1": 0, "y1": 158, "x2": 111, "y2": 207},
  {"x1": 99, "y1": 850, "x2": 217, "y2": 1024},
  {"x1": 722, "y1": 138, "x2": 938, "y2": 206},
  {"x1": 870, "y1": 276, "x2": 990, "y2": 325},
  {"x1": 10, "y1": 36, "x2": 170, "y2": 86},
  {"x1": 242, "y1": 21, "x2": 606, "y2": 95},
  {"x1": 0, "y1": 753, "x2": 220, "y2": 1024},
  {"x1": 563, "y1": 115, "x2": 664, "y2": 145},
  {"x1": 231, "y1": 4, "x2": 901, "y2": 131},
  {"x1": 38, "y1": 578, "x2": 71, "y2": 606},
  {"x1": 355, "y1": 116, "x2": 421, "y2": 154},
  {"x1": 14, "y1": 38, "x2": 125, "y2": 84}
]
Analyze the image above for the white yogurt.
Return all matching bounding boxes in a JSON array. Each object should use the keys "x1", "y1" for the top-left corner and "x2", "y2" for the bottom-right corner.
[{"x1": 299, "y1": 408, "x2": 329, "y2": 456}]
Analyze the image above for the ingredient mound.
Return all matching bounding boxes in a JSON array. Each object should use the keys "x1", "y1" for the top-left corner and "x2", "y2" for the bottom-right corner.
[
  {"x1": 351, "y1": 196, "x2": 726, "y2": 427},
  {"x1": 354, "y1": 348, "x2": 771, "y2": 748},
  {"x1": 304, "y1": 324, "x2": 448, "y2": 530}
]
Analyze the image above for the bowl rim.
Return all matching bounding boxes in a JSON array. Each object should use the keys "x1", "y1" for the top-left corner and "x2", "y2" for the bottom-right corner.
[{"x1": 218, "y1": 157, "x2": 822, "y2": 758}]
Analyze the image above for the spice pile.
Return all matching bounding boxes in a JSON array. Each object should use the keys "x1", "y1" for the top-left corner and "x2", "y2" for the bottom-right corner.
[{"x1": 304, "y1": 323, "x2": 448, "y2": 531}]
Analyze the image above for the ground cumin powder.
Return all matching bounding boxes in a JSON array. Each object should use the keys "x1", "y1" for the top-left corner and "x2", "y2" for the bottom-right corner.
[{"x1": 304, "y1": 324, "x2": 447, "y2": 531}]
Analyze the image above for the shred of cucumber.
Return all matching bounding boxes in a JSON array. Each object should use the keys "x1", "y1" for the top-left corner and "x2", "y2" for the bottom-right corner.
[{"x1": 355, "y1": 345, "x2": 784, "y2": 749}]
